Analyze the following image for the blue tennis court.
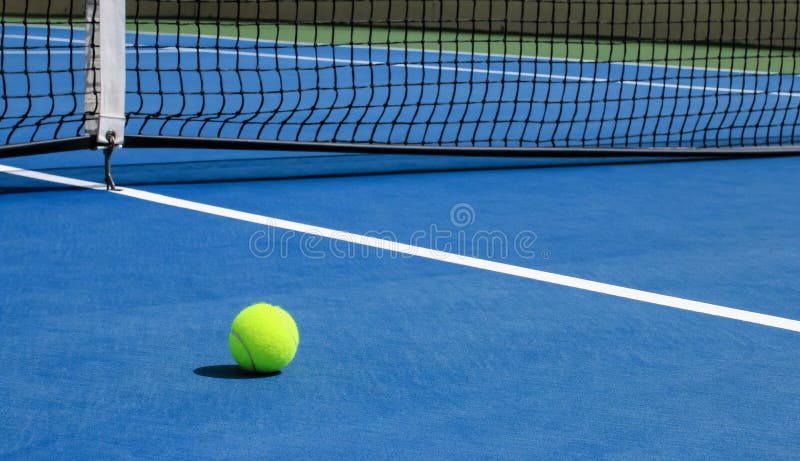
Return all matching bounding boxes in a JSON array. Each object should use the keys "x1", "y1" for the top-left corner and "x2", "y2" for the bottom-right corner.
[
  {"x1": 2, "y1": 151, "x2": 800, "y2": 458},
  {"x1": 3, "y1": 7, "x2": 800, "y2": 459}
]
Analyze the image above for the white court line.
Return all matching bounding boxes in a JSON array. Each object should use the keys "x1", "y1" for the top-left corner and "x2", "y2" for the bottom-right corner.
[
  {"x1": 10, "y1": 23, "x2": 789, "y2": 77},
  {"x1": 1, "y1": 50, "x2": 77, "y2": 55},
  {"x1": 10, "y1": 29, "x2": 800, "y2": 89},
  {"x1": 16, "y1": 23, "x2": 800, "y2": 77},
  {"x1": 2, "y1": 33, "x2": 81, "y2": 44},
  {"x1": 11, "y1": 36, "x2": 794, "y2": 99},
  {"x1": 137, "y1": 46, "x2": 800, "y2": 99},
  {"x1": 1, "y1": 162, "x2": 799, "y2": 334},
  {"x1": 23, "y1": 39, "x2": 789, "y2": 98}
]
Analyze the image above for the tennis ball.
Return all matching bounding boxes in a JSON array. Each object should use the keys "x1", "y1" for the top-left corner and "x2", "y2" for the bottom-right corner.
[{"x1": 229, "y1": 303, "x2": 299, "y2": 373}]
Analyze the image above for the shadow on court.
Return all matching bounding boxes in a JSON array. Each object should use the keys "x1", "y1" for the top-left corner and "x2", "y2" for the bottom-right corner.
[{"x1": 193, "y1": 365, "x2": 281, "y2": 379}]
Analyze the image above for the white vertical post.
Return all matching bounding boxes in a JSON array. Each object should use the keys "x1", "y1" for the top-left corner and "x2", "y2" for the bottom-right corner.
[{"x1": 85, "y1": 0, "x2": 126, "y2": 146}]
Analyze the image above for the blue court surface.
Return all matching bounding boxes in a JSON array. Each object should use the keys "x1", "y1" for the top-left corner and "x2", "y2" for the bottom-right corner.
[
  {"x1": 2, "y1": 151, "x2": 800, "y2": 458},
  {"x1": 2, "y1": 23, "x2": 800, "y2": 460}
]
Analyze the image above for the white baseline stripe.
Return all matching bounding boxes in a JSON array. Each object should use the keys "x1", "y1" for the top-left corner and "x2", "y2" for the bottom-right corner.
[{"x1": 1, "y1": 163, "x2": 799, "y2": 334}]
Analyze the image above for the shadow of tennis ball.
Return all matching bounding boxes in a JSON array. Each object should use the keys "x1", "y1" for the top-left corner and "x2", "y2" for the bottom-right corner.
[{"x1": 193, "y1": 364, "x2": 281, "y2": 379}]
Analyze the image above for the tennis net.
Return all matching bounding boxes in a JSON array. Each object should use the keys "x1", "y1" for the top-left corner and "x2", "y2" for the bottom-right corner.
[{"x1": 1, "y1": 0, "x2": 800, "y2": 157}]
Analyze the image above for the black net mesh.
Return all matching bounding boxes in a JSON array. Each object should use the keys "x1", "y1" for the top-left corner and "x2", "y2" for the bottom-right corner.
[{"x1": 0, "y1": 0, "x2": 89, "y2": 148}]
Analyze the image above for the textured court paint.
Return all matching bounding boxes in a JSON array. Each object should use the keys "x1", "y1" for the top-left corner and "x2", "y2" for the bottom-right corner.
[{"x1": 2, "y1": 162, "x2": 799, "y2": 333}]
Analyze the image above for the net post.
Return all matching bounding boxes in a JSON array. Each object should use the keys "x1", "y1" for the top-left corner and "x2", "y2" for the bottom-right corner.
[{"x1": 85, "y1": 0, "x2": 126, "y2": 149}]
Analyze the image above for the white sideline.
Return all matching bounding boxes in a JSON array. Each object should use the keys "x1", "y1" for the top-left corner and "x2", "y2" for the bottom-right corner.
[{"x1": 2, "y1": 163, "x2": 799, "y2": 334}]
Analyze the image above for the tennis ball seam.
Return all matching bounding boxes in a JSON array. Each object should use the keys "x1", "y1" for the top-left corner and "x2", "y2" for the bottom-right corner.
[
  {"x1": 271, "y1": 305, "x2": 299, "y2": 349},
  {"x1": 229, "y1": 328, "x2": 256, "y2": 371}
]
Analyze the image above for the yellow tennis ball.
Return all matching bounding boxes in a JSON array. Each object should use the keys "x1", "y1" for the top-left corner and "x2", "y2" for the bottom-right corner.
[{"x1": 229, "y1": 303, "x2": 299, "y2": 373}]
